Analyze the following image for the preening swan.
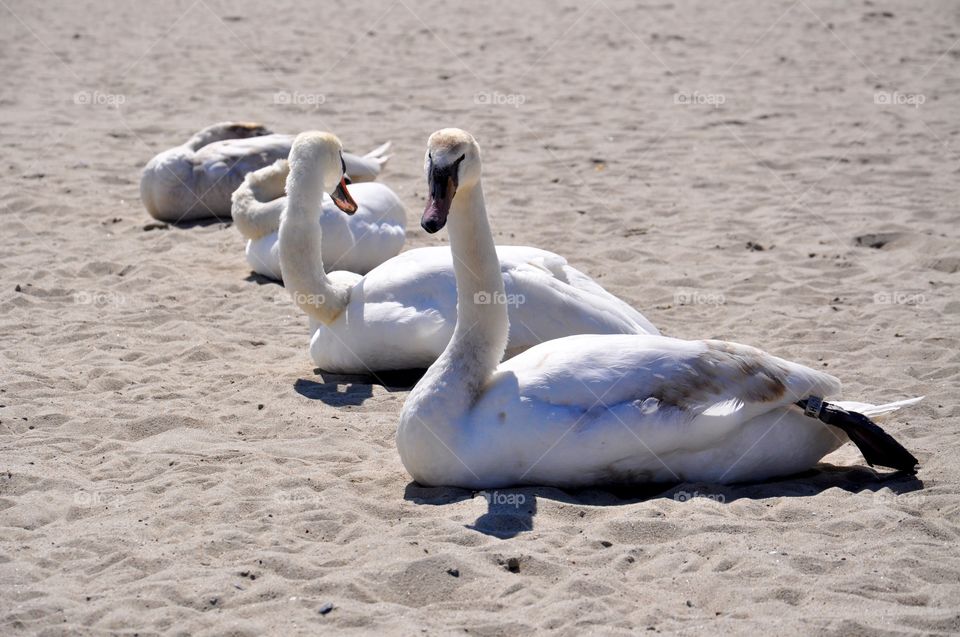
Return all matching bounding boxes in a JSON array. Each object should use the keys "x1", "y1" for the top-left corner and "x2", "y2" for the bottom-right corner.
[
  {"x1": 277, "y1": 131, "x2": 658, "y2": 373},
  {"x1": 232, "y1": 158, "x2": 406, "y2": 279},
  {"x1": 139, "y1": 121, "x2": 391, "y2": 222},
  {"x1": 396, "y1": 128, "x2": 921, "y2": 489}
]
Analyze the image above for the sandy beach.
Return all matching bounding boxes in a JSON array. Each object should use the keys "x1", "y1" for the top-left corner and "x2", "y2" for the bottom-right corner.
[{"x1": 1, "y1": 0, "x2": 959, "y2": 633}]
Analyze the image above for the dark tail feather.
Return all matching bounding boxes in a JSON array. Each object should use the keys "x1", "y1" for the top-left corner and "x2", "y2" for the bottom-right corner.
[{"x1": 797, "y1": 398, "x2": 919, "y2": 473}]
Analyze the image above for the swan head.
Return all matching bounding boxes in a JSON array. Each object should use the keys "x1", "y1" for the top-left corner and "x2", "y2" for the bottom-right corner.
[
  {"x1": 422, "y1": 128, "x2": 481, "y2": 233},
  {"x1": 287, "y1": 131, "x2": 358, "y2": 214}
]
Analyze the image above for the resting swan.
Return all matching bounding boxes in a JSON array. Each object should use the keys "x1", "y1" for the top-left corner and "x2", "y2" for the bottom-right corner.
[
  {"x1": 396, "y1": 128, "x2": 921, "y2": 489},
  {"x1": 277, "y1": 131, "x2": 658, "y2": 373},
  {"x1": 139, "y1": 121, "x2": 391, "y2": 222},
  {"x1": 231, "y1": 158, "x2": 406, "y2": 279}
]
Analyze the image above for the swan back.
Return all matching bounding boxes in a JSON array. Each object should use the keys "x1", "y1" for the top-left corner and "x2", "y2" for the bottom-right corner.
[
  {"x1": 140, "y1": 133, "x2": 292, "y2": 222},
  {"x1": 494, "y1": 334, "x2": 841, "y2": 414}
]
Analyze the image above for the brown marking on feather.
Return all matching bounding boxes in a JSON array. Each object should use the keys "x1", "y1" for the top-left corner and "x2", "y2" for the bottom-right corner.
[
  {"x1": 227, "y1": 122, "x2": 270, "y2": 138},
  {"x1": 649, "y1": 341, "x2": 788, "y2": 410}
]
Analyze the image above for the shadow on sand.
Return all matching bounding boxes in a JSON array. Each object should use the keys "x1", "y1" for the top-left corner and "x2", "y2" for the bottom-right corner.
[
  {"x1": 404, "y1": 466, "x2": 924, "y2": 539},
  {"x1": 244, "y1": 272, "x2": 281, "y2": 286},
  {"x1": 294, "y1": 369, "x2": 426, "y2": 406},
  {"x1": 167, "y1": 217, "x2": 233, "y2": 230}
]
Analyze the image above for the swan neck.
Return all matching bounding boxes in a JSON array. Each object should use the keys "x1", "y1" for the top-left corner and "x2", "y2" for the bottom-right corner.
[
  {"x1": 444, "y1": 181, "x2": 509, "y2": 379},
  {"x1": 397, "y1": 179, "x2": 508, "y2": 486},
  {"x1": 277, "y1": 165, "x2": 350, "y2": 324}
]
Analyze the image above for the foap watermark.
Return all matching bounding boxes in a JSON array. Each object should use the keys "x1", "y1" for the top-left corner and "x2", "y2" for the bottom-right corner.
[
  {"x1": 476, "y1": 490, "x2": 526, "y2": 508},
  {"x1": 873, "y1": 291, "x2": 926, "y2": 307},
  {"x1": 74, "y1": 290, "x2": 126, "y2": 306},
  {"x1": 475, "y1": 91, "x2": 526, "y2": 108},
  {"x1": 473, "y1": 291, "x2": 525, "y2": 307},
  {"x1": 290, "y1": 291, "x2": 326, "y2": 307},
  {"x1": 74, "y1": 491, "x2": 125, "y2": 508},
  {"x1": 874, "y1": 91, "x2": 925, "y2": 109},
  {"x1": 73, "y1": 90, "x2": 126, "y2": 108},
  {"x1": 872, "y1": 491, "x2": 925, "y2": 507},
  {"x1": 674, "y1": 289, "x2": 725, "y2": 307},
  {"x1": 273, "y1": 90, "x2": 326, "y2": 109},
  {"x1": 674, "y1": 91, "x2": 725, "y2": 108},
  {"x1": 674, "y1": 490, "x2": 726, "y2": 504},
  {"x1": 275, "y1": 492, "x2": 323, "y2": 508}
]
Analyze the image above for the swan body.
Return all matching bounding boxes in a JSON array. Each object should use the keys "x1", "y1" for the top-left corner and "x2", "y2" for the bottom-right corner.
[
  {"x1": 139, "y1": 122, "x2": 391, "y2": 222},
  {"x1": 397, "y1": 128, "x2": 921, "y2": 489},
  {"x1": 277, "y1": 131, "x2": 659, "y2": 374},
  {"x1": 401, "y1": 332, "x2": 919, "y2": 488},
  {"x1": 233, "y1": 159, "x2": 406, "y2": 279},
  {"x1": 307, "y1": 244, "x2": 658, "y2": 371}
]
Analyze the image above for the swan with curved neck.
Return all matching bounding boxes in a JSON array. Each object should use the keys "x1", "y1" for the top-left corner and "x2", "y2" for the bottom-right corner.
[
  {"x1": 276, "y1": 131, "x2": 659, "y2": 373},
  {"x1": 231, "y1": 156, "x2": 406, "y2": 280},
  {"x1": 139, "y1": 121, "x2": 391, "y2": 223},
  {"x1": 279, "y1": 132, "x2": 360, "y2": 325},
  {"x1": 397, "y1": 128, "x2": 921, "y2": 489}
]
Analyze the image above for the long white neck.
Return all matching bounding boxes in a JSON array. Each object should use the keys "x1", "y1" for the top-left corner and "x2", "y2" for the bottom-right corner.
[
  {"x1": 277, "y1": 163, "x2": 350, "y2": 324},
  {"x1": 397, "y1": 179, "x2": 508, "y2": 485},
  {"x1": 420, "y1": 181, "x2": 508, "y2": 405}
]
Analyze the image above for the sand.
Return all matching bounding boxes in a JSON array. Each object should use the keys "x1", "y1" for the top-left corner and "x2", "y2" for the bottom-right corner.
[{"x1": 1, "y1": 0, "x2": 959, "y2": 634}]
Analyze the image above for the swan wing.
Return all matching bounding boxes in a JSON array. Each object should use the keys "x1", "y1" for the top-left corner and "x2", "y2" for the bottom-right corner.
[
  {"x1": 195, "y1": 134, "x2": 294, "y2": 161},
  {"x1": 486, "y1": 247, "x2": 658, "y2": 347},
  {"x1": 326, "y1": 183, "x2": 407, "y2": 274},
  {"x1": 500, "y1": 334, "x2": 840, "y2": 412},
  {"x1": 197, "y1": 134, "x2": 294, "y2": 183},
  {"x1": 311, "y1": 251, "x2": 455, "y2": 371},
  {"x1": 485, "y1": 334, "x2": 842, "y2": 462}
]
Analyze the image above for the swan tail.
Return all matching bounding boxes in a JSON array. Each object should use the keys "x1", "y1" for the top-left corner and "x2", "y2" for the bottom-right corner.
[
  {"x1": 796, "y1": 397, "x2": 921, "y2": 473},
  {"x1": 342, "y1": 141, "x2": 392, "y2": 183},
  {"x1": 364, "y1": 141, "x2": 393, "y2": 165},
  {"x1": 834, "y1": 396, "x2": 924, "y2": 420}
]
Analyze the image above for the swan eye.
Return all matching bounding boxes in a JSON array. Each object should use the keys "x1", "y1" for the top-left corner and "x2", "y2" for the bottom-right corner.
[
  {"x1": 449, "y1": 154, "x2": 466, "y2": 183},
  {"x1": 427, "y1": 153, "x2": 467, "y2": 196}
]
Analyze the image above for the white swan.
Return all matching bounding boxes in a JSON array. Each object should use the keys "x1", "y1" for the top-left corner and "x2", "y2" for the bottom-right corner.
[
  {"x1": 277, "y1": 131, "x2": 659, "y2": 373},
  {"x1": 139, "y1": 121, "x2": 391, "y2": 222},
  {"x1": 231, "y1": 158, "x2": 406, "y2": 279},
  {"x1": 397, "y1": 129, "x2": 921, "y2": 489}
]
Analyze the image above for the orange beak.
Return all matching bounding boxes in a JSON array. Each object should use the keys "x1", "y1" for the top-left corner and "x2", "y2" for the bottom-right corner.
[{"x1": 331, "y1": 175, "x2": 358, "y2": 214}]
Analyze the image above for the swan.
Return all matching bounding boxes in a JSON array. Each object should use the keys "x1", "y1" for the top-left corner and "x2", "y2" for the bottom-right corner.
[
  {"x1": 231, "y1": 157, "x2": 406, "y2": 279},
  {"x1": 139, "y1": 121, "x2": 391, "y2": 223},
  {"x1": 396, "y1": 128, "x2": 921, "y2": 489},
  {"x1": 277, "y1": 131, "x2": 659, "y2": 373}
]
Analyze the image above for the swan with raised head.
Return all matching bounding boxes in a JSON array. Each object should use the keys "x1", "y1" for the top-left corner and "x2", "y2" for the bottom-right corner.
[
  {"x1": 232, "y1": 157, "x2": 406, "y2": 279},
  {"x1": 140, "y1": 121, "x2": 391, "y2": 223},
  {"x1": 396, "y1": 128, "x2": 921, "y2": 489},
  {"x1": 277, "y1": 131, "x2": 659, "y2": 373}
]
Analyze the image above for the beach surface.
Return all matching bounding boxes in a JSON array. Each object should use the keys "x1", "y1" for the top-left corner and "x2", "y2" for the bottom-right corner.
[{"x1": 1, "y1": 0, "x2": 959, "y2": 634}]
